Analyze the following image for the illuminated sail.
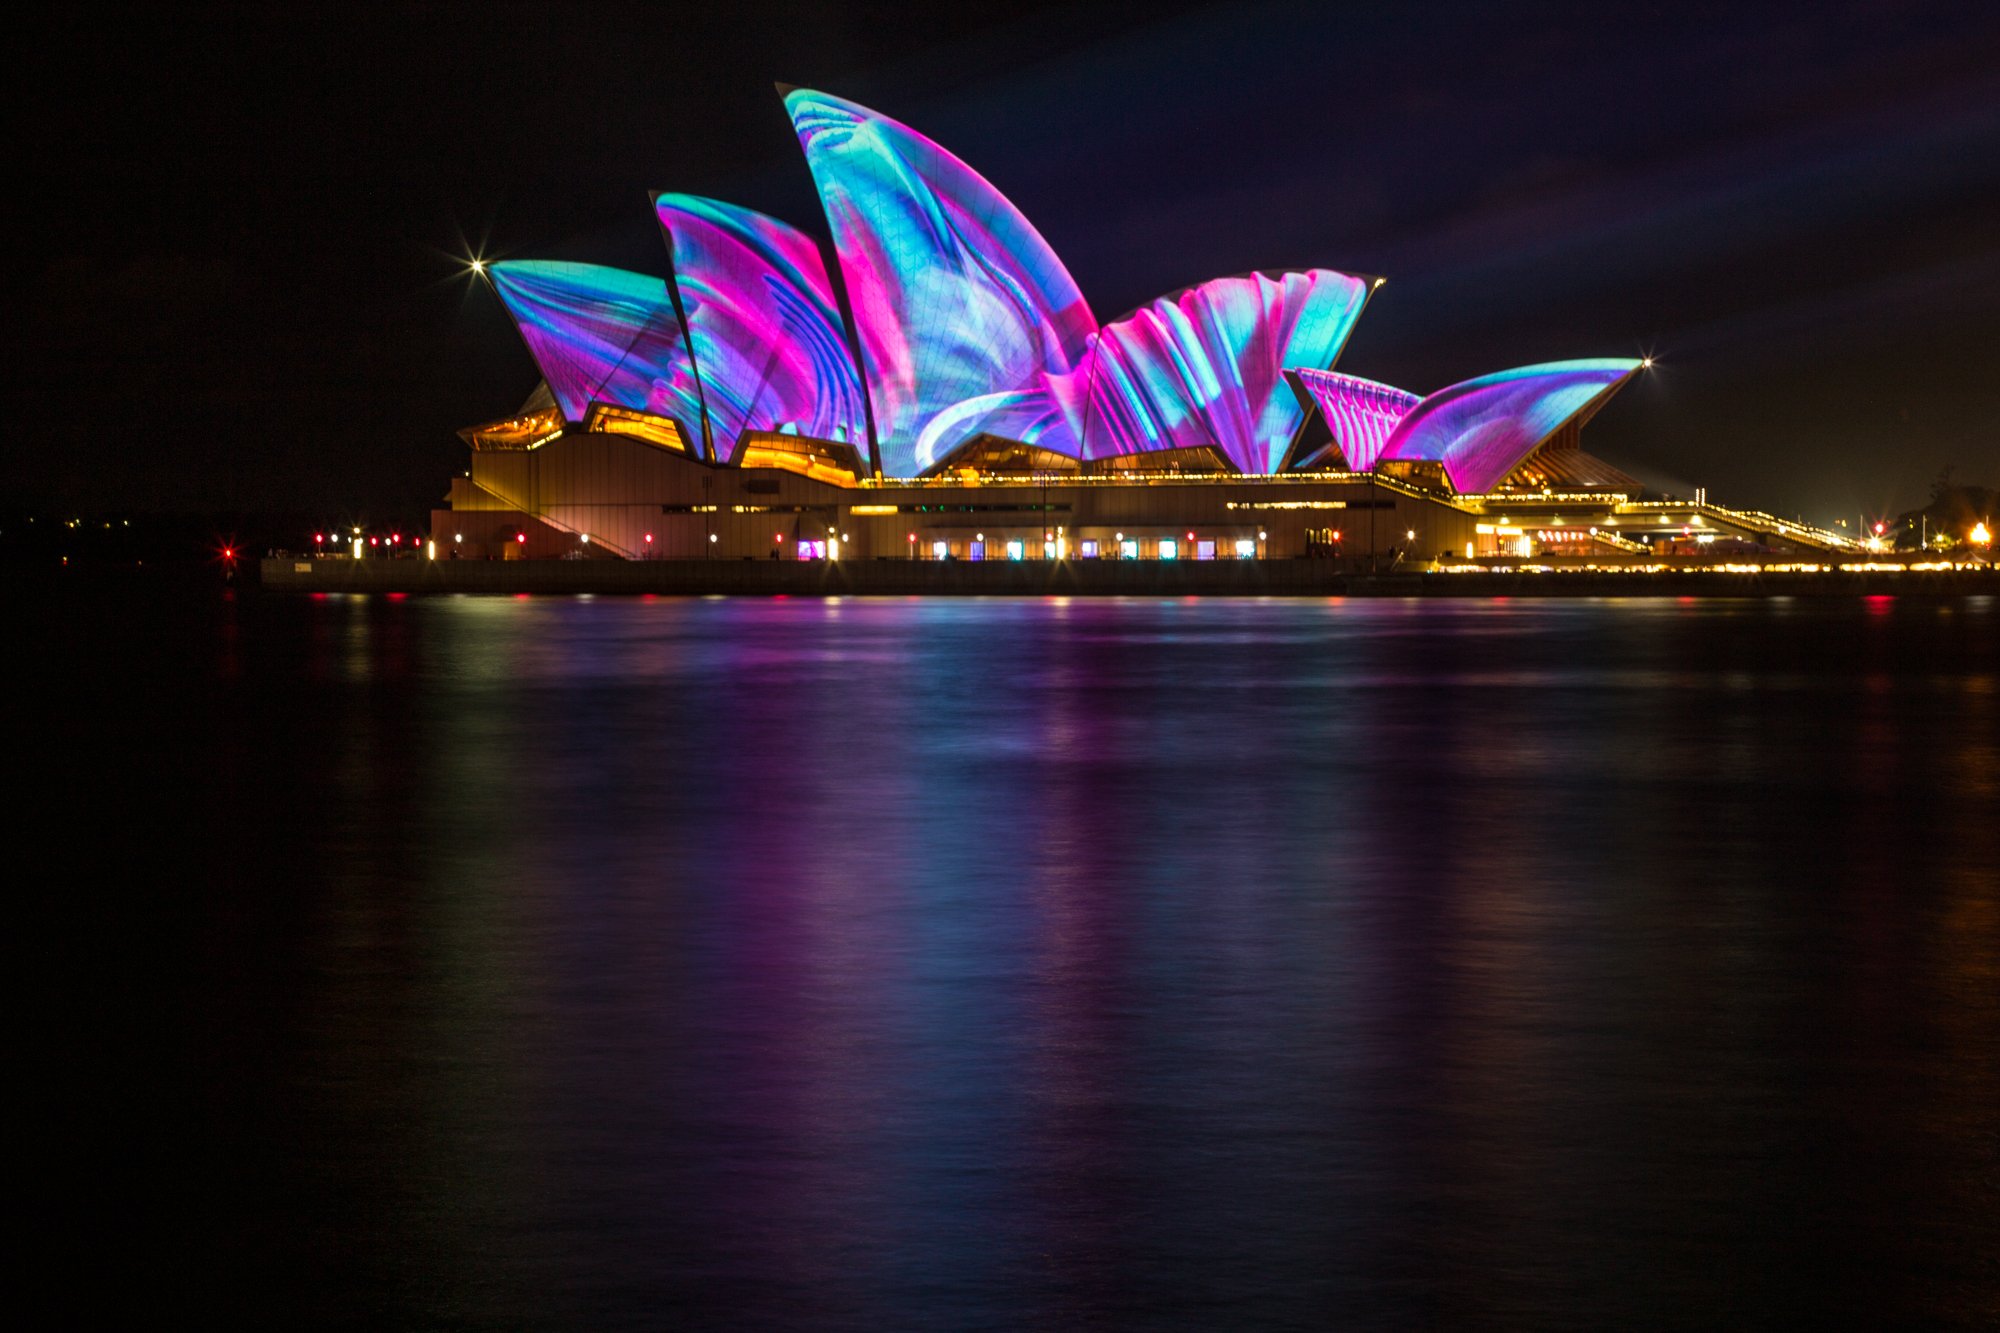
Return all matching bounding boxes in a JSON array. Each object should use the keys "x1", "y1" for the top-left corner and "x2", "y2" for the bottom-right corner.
[
  {"x1": 1073, "y1": 270, "x2": 1370, "y2": 473},
  {"x1": 655, "y1": 194, "x2": 866, "y2": 452},
  {"x1": 1380, "y1": 359, "x2": 1642, "y2": 493},
  {"x1": 1289, "y1": 368, "x2": 1421, "y2": 472},
  {"x1": 785, "y1": 87, "x2": 1097, "y2": 475},
  {"x1": 486, "y1": 261, "x2": 702, "y2": 434}
]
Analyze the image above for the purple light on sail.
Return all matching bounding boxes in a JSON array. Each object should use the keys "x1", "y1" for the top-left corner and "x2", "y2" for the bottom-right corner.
[
  {"x1": 1290, "y1": 368, "x2": 1420, "y2": 472},
  {"x1": 1073, "y1": 270, "x2": 1370, "y2": 472},
  {"x1": 655, "y1": 194, "x2": 866, "y2": 453},
  {"x1": 785, "y1": 87, "x2": 1097, "y2": 475},
  {"x1": 487, "y1": 261, "x2": 702, "y2": 435},
  {"x1": 1380, "y1": 359, "x2": 1642, "y2": 492}
]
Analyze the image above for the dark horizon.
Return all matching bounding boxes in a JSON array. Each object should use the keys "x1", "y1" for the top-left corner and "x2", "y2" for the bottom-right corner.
[{"x1": 11, "y1": 1, "x2": 1997, "y2": 523}]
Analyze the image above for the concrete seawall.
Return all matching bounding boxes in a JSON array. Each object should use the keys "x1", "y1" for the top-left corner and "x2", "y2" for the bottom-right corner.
[{"x1": 260, "y1": 558, "x2": 1999, "y2": 597}]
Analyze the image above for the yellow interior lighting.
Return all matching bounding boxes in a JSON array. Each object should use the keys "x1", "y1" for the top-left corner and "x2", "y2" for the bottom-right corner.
[
  {"x1": 586, "y1": 405, "x2": 687, "y2": 452},
  {"x1": 460, "y1": 407, "x2": 565, "y2": 451},
  {"x1": 740, "y1": 445, "x2": 859, "y2": 488}
]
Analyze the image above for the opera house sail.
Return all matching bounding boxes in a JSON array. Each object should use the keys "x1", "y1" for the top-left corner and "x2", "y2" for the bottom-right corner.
[
  {"x1": 428, "y1": 86, "x2": 1714, "y2": 565},
  {"x1": 1073, "y1": 270, "x2": 1371, "y2": 474},
  {"x1": 784, "y1": 87, "x2": 1099, "y2": 476},
  {"x1": 486, "y1": 261, "x2": 706, "y2": 454},
  {"x1": 1290, "y1": 360, "x2": 1643, "y2": 492},
  {"x1": 653, "y1": 193, "x2": 867, "y2": 457}
]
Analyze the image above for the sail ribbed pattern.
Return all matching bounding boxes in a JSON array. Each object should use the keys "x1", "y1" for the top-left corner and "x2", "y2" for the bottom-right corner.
[
  {"x1": 488, "y1": 261, "x2": 702, "y2": 434},
  {"x1": 655, "y1": 194, "x2": 866, "y2": 453},
  {"x1": 1380, "y1": 360, "x2": 1641, "y2": 493}
]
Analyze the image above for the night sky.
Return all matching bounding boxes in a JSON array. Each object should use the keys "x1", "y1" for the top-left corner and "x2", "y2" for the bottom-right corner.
[{"x1": 12, "y1": 0, "x2": 1998, "y2": 524}]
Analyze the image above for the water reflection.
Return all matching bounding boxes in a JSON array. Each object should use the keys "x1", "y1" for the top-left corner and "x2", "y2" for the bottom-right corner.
[{"x1": 42, "y1": 590, "x2": 1997, "y2": 1329}]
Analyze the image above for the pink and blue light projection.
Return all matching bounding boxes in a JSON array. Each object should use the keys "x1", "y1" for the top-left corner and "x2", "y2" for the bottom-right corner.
[
  {"x1": 1069, "y1": 271, "x2": 1370, "y2": 474},
  {"x1": 1378, "y1": 359, "x2": 1641, "y2": 493},
  {"x1": 1288, "y1": 369, "x2": 1421, "y2": 472},
  {"x1": 785, "y1": 87, "x2": 1098, "y2": 476},
  {"x1": 487, "y1": 261, "x2": 703, "y2": 436},
  {"x1": 483, "y1": 93, "x2": 1636, "y2": 483},
  {"x1": 654, "y1": 194, "x2": 867, "y2": 452}
]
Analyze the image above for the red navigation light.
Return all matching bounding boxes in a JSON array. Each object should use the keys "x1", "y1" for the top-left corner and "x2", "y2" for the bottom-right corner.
[
  {"x1": 1333, "y1": 530, "x2": 1342, "y2": 541},
  {"x1": 644, "y1": 532, "x2": 654, "y2": 544},
  {"x1": 369, "y1": 536, "x2": 378, "y2": 546},
  {"x1": 314, "y1": 533, "x2": 324, "y2": 544},
  {"x1": 775, "y1": 533, "x2": 784, "y2": 542},
  {"x1": 1873, "y1": 522, "x2": 1885, "y2": 535},
  {"x1": 515, "y1": 532, "x2": 526, "y2": 544},
  {"x1": 1186, "y1": 531, "x2": 1194, "y2": 541},
  {"x1": 908, "y1": 532, "x2": 916, "y2": 542},
  {"x1": 391, "y1": 533, "x2": 400, "y2": 544},
  {"x1": 222, "y1": 547, "x2": 235, "y2": 560}
]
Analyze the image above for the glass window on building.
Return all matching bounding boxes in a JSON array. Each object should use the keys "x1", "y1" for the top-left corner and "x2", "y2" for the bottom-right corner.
[
  {"x1": 969, "y1": 540, "x2": 985, "y2": 561},
  {"x1": 1195, "y1": 540, "x2": 1216, "y2": 560},
  {"x1": 1081, "y1": 539, "x2": 1099, "y2": 558},
  {"x1": 1159, "y1": 539, "x2": 1179, "y2": 560}
]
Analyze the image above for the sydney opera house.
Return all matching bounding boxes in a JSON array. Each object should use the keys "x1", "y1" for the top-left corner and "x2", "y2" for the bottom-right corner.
[{"x1": 434, "y1": 88, "x2": 1845, "y2": 565}]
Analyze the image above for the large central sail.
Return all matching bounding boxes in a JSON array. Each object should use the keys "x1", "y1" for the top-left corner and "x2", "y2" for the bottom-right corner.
[{"x1": 784, "y1": 88, "x2": 1097, "y2": 476}]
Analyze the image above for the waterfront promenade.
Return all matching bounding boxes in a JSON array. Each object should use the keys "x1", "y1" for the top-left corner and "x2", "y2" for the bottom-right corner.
[{"x1": 260, "y1": 556, "x2": 1997, "y2": 597}]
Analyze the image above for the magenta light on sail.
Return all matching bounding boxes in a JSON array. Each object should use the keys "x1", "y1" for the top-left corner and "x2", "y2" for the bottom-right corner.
[
  {"x1": 654, "y1": 194, "x2": 867, "y2": 453},
  {"x1": 785, "y1": 87, "x2": 1098, "y2": 476},
  {"x1": 1379, "y1": 359, "x2": 1642, "y2": 493},
  {"x1": 1072, "y1": 270, "x2": 1370, "y2": 473},
  {"x1": 1289, "y1": 369, "x2": 1421, "y2": 472},
  {"x1": 487, "y1": 261, "x2": 703, "y2": 435}
]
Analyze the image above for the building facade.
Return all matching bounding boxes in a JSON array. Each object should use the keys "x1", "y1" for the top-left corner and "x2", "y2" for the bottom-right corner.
[{"x1": 428, "y1": 87, "x2": 1853, "y2": 565}]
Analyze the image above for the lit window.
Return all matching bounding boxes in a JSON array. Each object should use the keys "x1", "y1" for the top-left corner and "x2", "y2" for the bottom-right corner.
[
  {"x1": 1005, "y1": 540, "x2": 1025, "y2": 561},
  {"x1": 1234, "y1": 539, "x2": 1255, "y2": 558},
  {"x1": 1195, "y1": 540, "x2": 1216, "y2": 560},
  {"x1": 1081, "y1": 539, "x2": 1099, "y2": 558},
  {"x1": 1119, "y1": 539, "x2": 1138, "y2": 560},
  {"x1": 1159, "y1": 539, "x2": 1178, "y2": 560},
  {"x1": 932, "y1": 540, "x2": 948, "y2": 559},
  {"x1": 969, "y1": 540, "x2": 985, "y2": 561}
]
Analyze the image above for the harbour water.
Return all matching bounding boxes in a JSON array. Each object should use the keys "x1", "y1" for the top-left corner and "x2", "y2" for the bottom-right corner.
[{"x1": 29, "y1": 583, "x2": 1998, "y2": 1327}]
